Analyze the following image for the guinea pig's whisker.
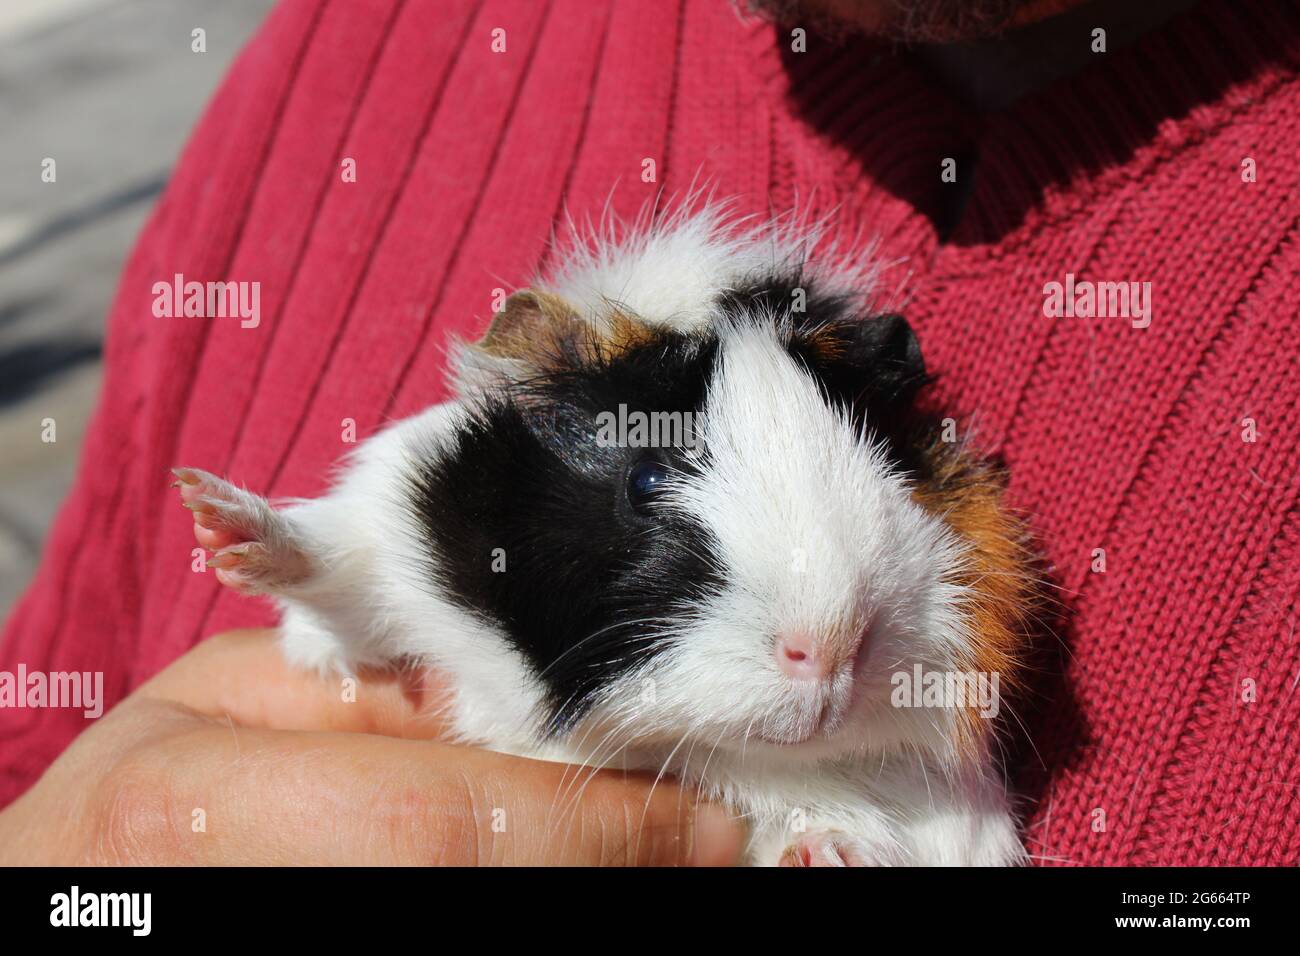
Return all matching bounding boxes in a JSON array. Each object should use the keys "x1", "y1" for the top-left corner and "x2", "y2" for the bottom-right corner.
[
  {"x1": 995, "y1": 698, "x2": 1045, "y2": 773},
  {"x1": 739, "y1": 714, "x2": 758, "y2": 766},
  {"x1": 553, "y1": 719, "x2": 645, "y2": 845},
  {"x1": 689, "y1": 724, "x2": 732, "y2": 832},
  {"x1": 634, "y1": 724, "x2": 698, "y2": 865},
  {"x1": 543, "y1": 715, "x2": 637, "y2": 845},
  {"x1": 533, "y1": 617, "x2": 676, "y2": 684}
]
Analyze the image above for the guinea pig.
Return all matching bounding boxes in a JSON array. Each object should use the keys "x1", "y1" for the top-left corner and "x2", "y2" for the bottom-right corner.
[{"x1": 173, "y1": 206, "x2": 1038, "y2": 866}]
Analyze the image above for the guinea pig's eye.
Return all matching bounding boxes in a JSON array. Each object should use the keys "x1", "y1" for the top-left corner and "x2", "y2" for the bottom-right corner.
[{"x1": 626, "y1": 459, "x2": 671, "y2": 515}]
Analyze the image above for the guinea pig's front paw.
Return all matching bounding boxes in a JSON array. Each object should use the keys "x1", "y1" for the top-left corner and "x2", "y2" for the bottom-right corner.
[
  {"x1": 778, "y1": 830, "x2": 876, "y2": 867},
  {"x1": 171, "y1": 466, "x2": 313, "y2": 593}
]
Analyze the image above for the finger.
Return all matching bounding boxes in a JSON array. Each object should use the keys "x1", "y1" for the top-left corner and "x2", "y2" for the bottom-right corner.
[
  {"x1": 137, "y1": 629, "x2": 455, "y2": 740},
  {"x1": 114, "y1": 707, "x2": 744, "y2": 866}
]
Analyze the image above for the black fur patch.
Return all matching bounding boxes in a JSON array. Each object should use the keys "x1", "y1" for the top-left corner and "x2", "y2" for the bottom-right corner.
[{"x1": 407, "y1": 331, "x2": 724, "y2": 733}]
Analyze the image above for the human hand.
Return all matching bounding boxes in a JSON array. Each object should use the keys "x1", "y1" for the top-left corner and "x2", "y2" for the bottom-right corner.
[{"x1": 0, "y1": 629, "x2": 744, "y2": 866}]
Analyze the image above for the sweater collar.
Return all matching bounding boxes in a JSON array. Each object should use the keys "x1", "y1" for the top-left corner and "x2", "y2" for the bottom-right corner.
[
  {"x1": 763, "y1": 0, "x2": 1300, "y2": 247},
  {"x1": 958, "y1": 0, "x2": 1300, "y2": 245}
]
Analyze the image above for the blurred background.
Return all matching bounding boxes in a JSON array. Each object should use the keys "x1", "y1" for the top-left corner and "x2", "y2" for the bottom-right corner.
[{"x1": 0, "y1": 0, "x2": 275, "y2": 619}]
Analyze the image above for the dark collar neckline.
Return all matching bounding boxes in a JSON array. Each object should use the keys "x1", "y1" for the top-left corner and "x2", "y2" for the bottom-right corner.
[
  {"x1": 757, "y1": 0, "x2": 1300, "y2": 248},
  {"x1": 958, "y1": 0, "x2": 1300, "y2": 245}
]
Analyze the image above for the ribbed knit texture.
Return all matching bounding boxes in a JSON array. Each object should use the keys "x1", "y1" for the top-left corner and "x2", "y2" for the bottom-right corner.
[{"x1": 2, "y1": 0, "x2": 1298, "y2": 865}]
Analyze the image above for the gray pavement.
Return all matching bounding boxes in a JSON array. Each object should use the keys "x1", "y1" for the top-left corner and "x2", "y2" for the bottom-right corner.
[{"x1": 0, "y1": 0, "x2": 276, "y2": 620}]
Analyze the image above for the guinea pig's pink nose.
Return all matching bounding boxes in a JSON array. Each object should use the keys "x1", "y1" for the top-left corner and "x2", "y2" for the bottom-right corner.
[{"x1": 776, "y1": 632, "x2": 832, "y2": 680}]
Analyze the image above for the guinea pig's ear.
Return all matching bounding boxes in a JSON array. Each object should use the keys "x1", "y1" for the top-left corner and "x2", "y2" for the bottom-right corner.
[
  {"x1": 855, "y1": 313, "x2": 927, "y2": 404},
  {"x1": 798, "y1": 312, "x2": 928, "y2": 408},
  {"x1": 452, "y1": 289, "x2": 585, "y2": 394},
  {"x1": 479, "y1": 289, "x2": 586, "y2": 362}
]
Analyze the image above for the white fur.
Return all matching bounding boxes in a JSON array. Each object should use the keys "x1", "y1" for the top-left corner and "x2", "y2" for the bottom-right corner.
[
  {"x1": 546, "y1": 200, "x2": 880, "y2": 333},
  {"x1": 243, "y1": 209, "x2": 1023, "y2": 866}
]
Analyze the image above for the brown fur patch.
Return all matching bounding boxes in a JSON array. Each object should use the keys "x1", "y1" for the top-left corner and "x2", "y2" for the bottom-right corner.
[
  {"x1": 601, "y1": 309, "x2": 660, "y2": 355},
  {"x1": 911, "y1": 435, "x2": 1041, "y2": 759},
  {"x1": 799, "y1": 322, "x2": 850, "y2": 363}
]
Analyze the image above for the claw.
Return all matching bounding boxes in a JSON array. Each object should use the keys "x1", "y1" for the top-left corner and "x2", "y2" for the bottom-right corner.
[
  {"x1": 778, "y1": 844, "x2": 814, "y2": 867},
  {"x1": 207, "y1": 549, "x2": 246, "y2": 569},
  {"x1": 778, "y1": 830, "x2": 873, "y2": 867}
]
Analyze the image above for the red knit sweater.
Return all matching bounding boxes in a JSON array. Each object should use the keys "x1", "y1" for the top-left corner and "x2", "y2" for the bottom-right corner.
[{"x1": 3, "y1": 0, "x2": 1298, "y2": 865}]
